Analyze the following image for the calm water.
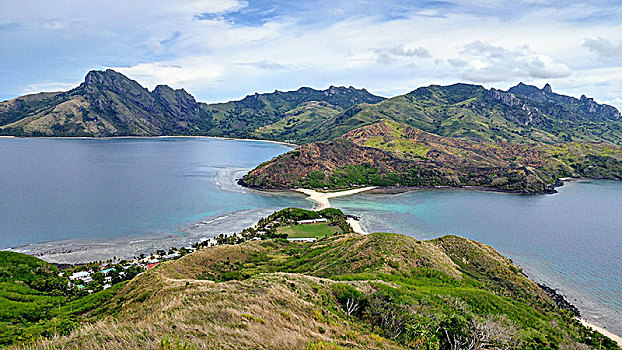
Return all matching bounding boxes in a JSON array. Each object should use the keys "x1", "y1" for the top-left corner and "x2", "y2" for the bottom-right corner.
[
  {"x1": 332, "y1": 182, "x2": 622, "y2": 334},
  {"x1": 0, "y1": 137, "x2": 309, "y2": 252}
]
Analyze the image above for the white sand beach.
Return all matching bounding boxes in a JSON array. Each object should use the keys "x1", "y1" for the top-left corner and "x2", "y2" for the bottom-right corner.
[
  {"x1": 296, "y1": 186, "x2": 376, "y2": 234},
  {"x1": 580, "y1": 318, "x2": 622, "y2": 347},
  {"x1": 296, "y1": 186, "x2": 377, "y2": 210}
]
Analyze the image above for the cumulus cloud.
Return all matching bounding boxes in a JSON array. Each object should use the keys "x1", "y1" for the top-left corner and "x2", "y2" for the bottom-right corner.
[
  {"x1": 583, "y1": 37, "x2": 622, "y2": 63},
  {"x1": 374, "y1": 45, "x2": 431, "y2": 64},
  {"x1": 113, "y1": 58, "x2": 224, "y2": 90},
  {"x1": 454, "y1": 41, "x2": 571, "y2": 82},
  {"x1": 1, "y1": 0, "x2": 621, "y2": 106}
]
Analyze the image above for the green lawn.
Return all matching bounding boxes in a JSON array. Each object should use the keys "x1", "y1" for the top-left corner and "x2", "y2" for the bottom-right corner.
[{"x1": 277, "y1": 223, "x2": 341, "y2": 239}]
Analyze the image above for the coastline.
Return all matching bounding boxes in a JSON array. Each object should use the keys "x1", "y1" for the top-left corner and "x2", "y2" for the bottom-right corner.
[
  {"x1": 295, "y1": 187, "x2": 376, "y2": 234},
  {"x1": 296, "y1": 187, "x2": 377, "y2": 211},
  {"x1": 0, "y1": 134, "x2": 300, "y2": 147},
  {"x1": 580, "y1": 318, "x2": 622, "y2": 347}
]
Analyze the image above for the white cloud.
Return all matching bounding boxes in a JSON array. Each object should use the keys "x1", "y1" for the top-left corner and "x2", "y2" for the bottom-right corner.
[
  {"x1": 583, "y1": 37, "x2": 622, "y2": 63},
  {"x1": 374, "y1": 45, "x2": 431, "y2": 64},
  {"x1": 113, "y1": 58, "x2": 224, "y2": 90},
  {"x1": 2, "y1": 0, "x2": 622, "y2": 107},
  {"x1": 455, "y1": 41, "x2": 571, "y2": 83},
  {"x1": 23, "y1": 82, "x2": 80, "y2": 94}
]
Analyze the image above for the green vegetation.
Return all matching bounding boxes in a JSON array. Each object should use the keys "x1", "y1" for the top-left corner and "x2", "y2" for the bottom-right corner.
[
  {"x1": 242, "y1": 120, "x2": 622, "y2": 193},
  {"x1": 0, "y1": 252, "x2": 129, "y2": 347},
  {"x1": 2, "y1": 71, "x2": 621, "y2": 149},
  {"x1": 308, "y1": 83, "x2": 622, "y2": 145},
  {"x1": 14, "y1": 232, "x2": 618, "y2": 349},
  {"x1": 277, "y1": 222, "x2": 342, "y2": 239}
]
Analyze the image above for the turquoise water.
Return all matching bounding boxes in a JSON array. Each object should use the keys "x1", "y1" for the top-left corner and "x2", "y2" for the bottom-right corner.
[
  {"x1": 0, "y1": 137, "x2": 309, "y2": 251},
  {"x1": 332, "y1": 182, "x2": 622, "y2": 334}
]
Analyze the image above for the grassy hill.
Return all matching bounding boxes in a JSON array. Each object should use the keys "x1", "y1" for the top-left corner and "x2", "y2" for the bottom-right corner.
[
  {"x1": 241, "y1": 120, "x2": 622, "y2": 193},
  {"x1": 0, "y1": 252, "x2": 124, "y2": 347},
  {"x1": 10, "y1": 230, "x2": 618, "y2": 349},
  {"x1": 306, "y1": 83, "x2": 622, "y2": 145}
]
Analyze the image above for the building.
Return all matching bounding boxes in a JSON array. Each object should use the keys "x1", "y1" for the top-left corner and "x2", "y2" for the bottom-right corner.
[
  {"x1": 69, "y1": 271, "x2": 93, "y2": 284},
  {"x1": 162, "y1": 252, "x2": 180, "y2": 260}
]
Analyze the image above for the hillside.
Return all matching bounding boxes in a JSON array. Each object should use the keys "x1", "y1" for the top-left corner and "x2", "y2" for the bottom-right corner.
[
  {"x1": 240, "y1": 120, "x2": 622, "y2": 193},
  {"x1": 2, "y1": 71, "x2": 621, "y2": 146},
  {"x1": 307, "y1": 83, "x2": 622, "y2": 145},
  {"x1": 11, "y1": 231, "x2": 618, "y2": 349},
  {"x1": 0, "y1": 70, "x2": 383, "y2": 138},
  {"x1": 0, "y1": 252, "x2": 127, "y2": 347}
]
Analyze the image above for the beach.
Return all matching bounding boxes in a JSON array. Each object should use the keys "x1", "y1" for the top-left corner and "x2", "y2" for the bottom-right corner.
[
  {"x1": 296, "y1": 187, "x2": 376, "y2": 234},
  {"x1": 580, "y1": 319, "x2": 622, "y2": 347}
]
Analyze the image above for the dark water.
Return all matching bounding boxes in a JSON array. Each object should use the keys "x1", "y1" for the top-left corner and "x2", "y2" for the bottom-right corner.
[
  {"x1": 0, "y1": 137, "x2": 309, "y2": 250},
  {"x1": 332, "y1": 182, "x2": 622, "y2": 334}
]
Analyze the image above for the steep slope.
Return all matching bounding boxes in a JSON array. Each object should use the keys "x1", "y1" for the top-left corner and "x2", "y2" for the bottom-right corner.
[
  {"x1": 309, "y1": 83, "x2": 622, "y2": 145},
  {"x1": 251, "y1": 101, "x2": 344, "y2": 142},
  {"x1": 241, "y1": 120, "x2": 622, "y2": 192},
  {"x1": 193, "y1": 85, "x2": 384, "y2": 139},
  {"x1": 0, "y1": 72, "x2": 384, "y2": 138},
  {"x1": 14, "y1": 232, "x2": 618, "y2": 349},
  {"x1": 0, "y1": 70, "x2": 207, "y2": 136},
  {"x1": 3, "y1": 73, "x2": 620, "y2": 145}
]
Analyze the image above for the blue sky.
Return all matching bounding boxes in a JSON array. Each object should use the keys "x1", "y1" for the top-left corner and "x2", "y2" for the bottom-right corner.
[{"x1": 1, "y1": 0, "x2": 621, "y2": 109}]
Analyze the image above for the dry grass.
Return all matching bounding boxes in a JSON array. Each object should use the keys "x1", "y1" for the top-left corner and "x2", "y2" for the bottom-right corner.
[{"x1": 14, "y1": 271, "x2": 406, "y2": 350}]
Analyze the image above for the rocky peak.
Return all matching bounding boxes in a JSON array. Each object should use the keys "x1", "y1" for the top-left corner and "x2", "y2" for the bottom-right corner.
[
  {"x1": 488, "y1": 88, "x2": 545, "y2": 125},
  {"x1": 542, "y1": 83, "x2": 553, "y2": 93},
  {"x1": 82, "y1": 69, "x2": 148, "y2": 97}
]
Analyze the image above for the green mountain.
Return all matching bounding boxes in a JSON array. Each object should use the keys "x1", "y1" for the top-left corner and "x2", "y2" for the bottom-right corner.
[
  {"x1": 241, "y1": 120, "x2": 622, "y2": 193},
  {"x1": 9, "y1": 219, "x2": 618, "y2": 349},
  {"x1": 0, "y1": 70, "x2": 208, "y2": 136},
  {"x1": 0, "y1": 70, "x2": 383, "y2": 138},
  {"x1": 2, "y1": 71, "x2": 620, "y2": 146},
  {"x1": 306, "y1": 83, "x2": 622, "y2": 144}
]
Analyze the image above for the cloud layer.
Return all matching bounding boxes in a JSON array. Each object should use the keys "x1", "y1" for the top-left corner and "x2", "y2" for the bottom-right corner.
[{"x1": 0, "y1": 0, "x2": 621, "y2": 109}]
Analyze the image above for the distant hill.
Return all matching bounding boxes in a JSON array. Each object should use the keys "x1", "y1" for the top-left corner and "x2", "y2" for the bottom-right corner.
[
  {"x1": 241, "y1": 120, "x2": 622, "y2": 193},
  {"x1": 0, "y1": 70, "x2": 384, "y2": 138},
  {"x1": 2, "y1": 70, "x2": 620, "y2": 145},
  {"x1": 307, "y1": 83, "x2": 622, "y2": 144},
  {"x1": 12, "y1": 230, "x2": 619, "y2": 349}
]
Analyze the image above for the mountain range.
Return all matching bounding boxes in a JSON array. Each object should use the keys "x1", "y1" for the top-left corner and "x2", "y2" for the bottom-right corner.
[
  {"x1": 1, "y1": 69, "x2": 620, "y2": 145},
  {"x1": 3, "y1": 69, "x2": 621, "y2": 193}
]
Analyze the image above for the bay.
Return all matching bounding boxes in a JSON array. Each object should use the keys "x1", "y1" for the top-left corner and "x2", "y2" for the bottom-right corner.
[{"x1": 0, "y1": 137, "x2": 309, "y2": 260}]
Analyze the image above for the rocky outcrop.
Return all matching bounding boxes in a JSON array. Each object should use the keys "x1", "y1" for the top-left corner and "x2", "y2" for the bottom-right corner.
[{"x1": 487, "y1": 88, "x2": 545, "y2": 125}]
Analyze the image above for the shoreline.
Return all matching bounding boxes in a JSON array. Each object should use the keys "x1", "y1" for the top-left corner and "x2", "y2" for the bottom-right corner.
[
  {"x1": 296, "y1": 187, "x2": 377, "y2": 211},
  {"x1": 0, "y1": 135, "x2": 300, "y2": 147},
  {"x1": 580, "y1": 318, "x2": 622, "y2": 347},
  {"x1": 295, "y1": 187, "x2": 376, "y2": 234}
]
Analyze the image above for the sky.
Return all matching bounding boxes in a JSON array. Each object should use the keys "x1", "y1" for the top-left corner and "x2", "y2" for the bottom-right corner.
[{"x1": 1, "y1": 0, "x2": 621, "y2": 109}]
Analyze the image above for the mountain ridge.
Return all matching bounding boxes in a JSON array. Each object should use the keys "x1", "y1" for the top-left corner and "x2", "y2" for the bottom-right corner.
[
  {"x1": 240, "y1": 120, "x2": 622, "y2": 193},
  {"x1": 2, "y1": 70, "x2": 620, "y2": 145}
]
